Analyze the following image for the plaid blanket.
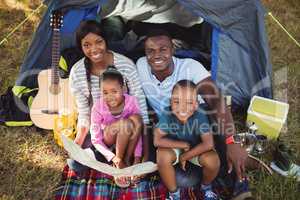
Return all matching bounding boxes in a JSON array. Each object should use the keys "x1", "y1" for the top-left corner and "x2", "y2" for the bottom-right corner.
[{"x1": 55, "y1": 165, "x2": 232, "y2": 200}]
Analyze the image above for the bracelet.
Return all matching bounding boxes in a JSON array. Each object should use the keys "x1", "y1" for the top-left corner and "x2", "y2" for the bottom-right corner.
[{"x1": 225, "y1": 135, "x2": 235, "y2": 144}]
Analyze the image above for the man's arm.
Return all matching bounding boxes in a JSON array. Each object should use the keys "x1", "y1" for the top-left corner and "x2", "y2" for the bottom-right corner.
[
  {"x1": 197, "y1": 77, "x2": 248, "y2": 180},
  {"x1": 153, "y1": 128, "x2": 190, "y2": 150}
]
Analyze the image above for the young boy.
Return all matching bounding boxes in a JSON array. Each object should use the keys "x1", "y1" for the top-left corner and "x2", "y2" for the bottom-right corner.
[{"x1": 154, "y1": 80, "x2": 220, "y2": 200}]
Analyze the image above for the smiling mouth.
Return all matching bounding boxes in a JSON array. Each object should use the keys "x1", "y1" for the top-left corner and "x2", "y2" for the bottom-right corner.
[
  {"x1": 178, "y1": 112, "x2": 188, "y2": 117},
  {"x1": 91, "y1": 54, "x2": 102, "y2": 59}
]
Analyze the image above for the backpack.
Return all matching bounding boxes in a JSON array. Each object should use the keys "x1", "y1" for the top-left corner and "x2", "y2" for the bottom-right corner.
[
  {"x1": 0, "y1": 86, "x2": 38, "y2": 126},
  {"x1": 59, "y1": 47, "x2": 84, "y2": 78}
]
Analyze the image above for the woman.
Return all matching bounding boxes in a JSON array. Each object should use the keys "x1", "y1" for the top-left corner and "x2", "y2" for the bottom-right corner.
[{"x1": 69, "y1": 20, "x2": 149, "y2": 165}]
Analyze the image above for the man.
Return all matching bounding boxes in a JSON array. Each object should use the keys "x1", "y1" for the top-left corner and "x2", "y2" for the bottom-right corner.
[{"x1": 136, "y1": 29, "x2": 251, "y2": 199}]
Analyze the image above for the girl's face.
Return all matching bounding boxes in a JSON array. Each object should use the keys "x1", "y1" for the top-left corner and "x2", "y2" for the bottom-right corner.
[
  {"x1": 101, "y1": 79, "x2": 124, "y2": 109},
  {"x1": 81, "y1": 33, "x2": 107, "y2": 64}
]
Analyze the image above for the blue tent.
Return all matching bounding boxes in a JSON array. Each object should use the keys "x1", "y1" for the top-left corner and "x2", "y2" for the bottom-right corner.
[{"x1": 16, "y1": 0, "x2": 273, "y2": 108}]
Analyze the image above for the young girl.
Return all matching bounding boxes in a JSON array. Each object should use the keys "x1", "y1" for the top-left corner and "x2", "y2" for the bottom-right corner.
[{"x1": 90, "y1": 66, "x2": 143, "y2": 185}]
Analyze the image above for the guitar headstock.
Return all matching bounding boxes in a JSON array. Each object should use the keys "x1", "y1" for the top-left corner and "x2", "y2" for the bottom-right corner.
[{"x1": 50, "y1": 10, "x2": 63, "y2": 30}]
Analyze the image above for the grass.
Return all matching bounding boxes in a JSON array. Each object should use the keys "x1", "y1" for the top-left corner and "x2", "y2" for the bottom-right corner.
[{"x1": 0, "y1": 0, "x2": 299, "y2": 199}]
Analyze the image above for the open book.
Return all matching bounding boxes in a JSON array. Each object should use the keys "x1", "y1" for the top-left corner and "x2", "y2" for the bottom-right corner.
[{"x1": 61, "y1": 135, "x2": 158, "y2": 177}]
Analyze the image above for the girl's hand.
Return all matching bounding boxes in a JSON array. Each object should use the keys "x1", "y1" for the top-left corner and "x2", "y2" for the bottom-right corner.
[
  {"x1": 112, "y1": 156, "x2": 122, "y2": 167},
  {"x1": 133, "y1": 156, "x2": 141, "y2": 165}
]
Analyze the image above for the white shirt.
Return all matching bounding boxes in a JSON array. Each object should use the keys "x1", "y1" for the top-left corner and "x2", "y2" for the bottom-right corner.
[{"x1": 136, "y1": 56, "x2": 210, "y2": 116}]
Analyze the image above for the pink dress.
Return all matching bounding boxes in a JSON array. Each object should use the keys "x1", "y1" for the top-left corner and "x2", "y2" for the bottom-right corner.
[{"x1": 90, "y1": 94, "x2": 142, "y2": 161}]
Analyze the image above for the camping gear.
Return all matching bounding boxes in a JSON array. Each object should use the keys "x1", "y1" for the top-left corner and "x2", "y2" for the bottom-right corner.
[
  {"x1": 29, "y1": 11, "x2": 76, "y2": 130},
  {"x1": 15, "y1": 0, "x2": 273, "y2": 109},
  {"x1": 270, "y1": 142, "x2": 300, "y2": 181},
  {"x1": 246, "y1": 95, "x2": 289, "y2": 140},
  {"x1": 0, "y1": 86, "x2": 38, "y2": 126},
  {"x1": 53, "y1": 111, "x2": 77, "y2": 147}
]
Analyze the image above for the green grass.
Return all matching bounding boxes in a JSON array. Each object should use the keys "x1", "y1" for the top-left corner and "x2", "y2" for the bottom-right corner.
[{"x1": 0, "y1": 0, "x2": 299, "y2": 199}]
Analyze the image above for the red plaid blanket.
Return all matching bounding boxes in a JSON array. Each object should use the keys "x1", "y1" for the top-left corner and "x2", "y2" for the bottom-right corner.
[{"x1": 55, "y1": 166, "x2": 231, "y2": 200}]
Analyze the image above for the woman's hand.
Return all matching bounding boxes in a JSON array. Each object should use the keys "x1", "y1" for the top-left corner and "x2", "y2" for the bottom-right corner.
[{"x1": 74, "y1": 126, "x2": 88, "y2": 146}]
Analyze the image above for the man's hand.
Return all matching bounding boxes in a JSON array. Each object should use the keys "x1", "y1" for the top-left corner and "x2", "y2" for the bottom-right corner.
[{"x1": 227, "y1": 143, "x2": 248, "y2": 180}]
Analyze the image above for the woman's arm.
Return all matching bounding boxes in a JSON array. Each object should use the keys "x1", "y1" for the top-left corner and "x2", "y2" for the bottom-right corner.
[{"x1": 69, "y1": 64, "x2": 91, "y2": 146}]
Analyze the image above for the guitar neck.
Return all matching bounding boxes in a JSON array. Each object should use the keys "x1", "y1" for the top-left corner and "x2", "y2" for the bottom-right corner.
[{"x1": 51, "y1": 28, "x2": 60, "y2": 85}]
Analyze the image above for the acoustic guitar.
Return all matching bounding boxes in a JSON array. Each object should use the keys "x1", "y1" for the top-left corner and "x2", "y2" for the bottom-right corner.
[{"x1": 30, "y1": 11, "x2": 76, "y2": 130}]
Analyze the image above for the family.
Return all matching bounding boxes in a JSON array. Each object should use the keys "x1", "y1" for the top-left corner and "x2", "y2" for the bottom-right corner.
[{"x1": 68, "y1": 20, "x2": 249, "y2": 200}]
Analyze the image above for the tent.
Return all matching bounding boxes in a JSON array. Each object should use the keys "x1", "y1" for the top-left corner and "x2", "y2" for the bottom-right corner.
[{"x1": 16, "y1": 0, "x2": 273, "y2": 109}]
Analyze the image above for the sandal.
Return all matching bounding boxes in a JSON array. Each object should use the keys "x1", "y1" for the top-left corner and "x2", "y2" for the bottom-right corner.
[{"x1": 114, "y1": 176, "x2": 131, "y2": 188}]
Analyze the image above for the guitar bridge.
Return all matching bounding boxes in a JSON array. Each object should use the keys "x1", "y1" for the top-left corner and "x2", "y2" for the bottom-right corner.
[{"x1": 41, "y1": 109, "x2": 59, "y2": 115}]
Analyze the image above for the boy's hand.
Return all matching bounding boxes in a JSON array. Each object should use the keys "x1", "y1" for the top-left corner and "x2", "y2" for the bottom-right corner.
[
  {"x1": 183, "y1": 142, "x2": 190, "y2": 152},
  {"x1": 179, "y1": 153, "x2": 188, "y2": 171}
]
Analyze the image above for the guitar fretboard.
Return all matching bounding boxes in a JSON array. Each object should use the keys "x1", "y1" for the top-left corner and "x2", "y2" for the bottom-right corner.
[{"x1": 51, "y1": 28, "x2": 60, "y2": 85}]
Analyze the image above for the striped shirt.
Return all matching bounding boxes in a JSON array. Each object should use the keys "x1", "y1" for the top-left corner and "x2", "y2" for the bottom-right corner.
[{"x1": 69, "y1": 51, "x2": 149, "y2": 128}]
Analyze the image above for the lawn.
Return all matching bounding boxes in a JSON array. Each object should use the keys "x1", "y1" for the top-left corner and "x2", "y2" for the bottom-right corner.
[{"x1": 0, "y1": 0, "x2": 299, "y2": 199}]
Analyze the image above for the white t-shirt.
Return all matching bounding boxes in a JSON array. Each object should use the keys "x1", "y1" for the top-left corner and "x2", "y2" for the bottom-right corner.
[{"x1": 136, "y1": 56, "x2": 210, "y2": 116}]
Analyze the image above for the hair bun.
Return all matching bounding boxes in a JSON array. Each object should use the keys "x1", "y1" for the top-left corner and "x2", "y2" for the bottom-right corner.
[{"x1": 102, "y1": 65, "x2": 122, "y2": 76}]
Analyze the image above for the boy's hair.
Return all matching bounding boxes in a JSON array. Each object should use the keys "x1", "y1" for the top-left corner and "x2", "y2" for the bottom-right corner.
[
  {"x1": 145, "y1": 28, "x2": 172, "y2": 42},
  {"x1": 172, "y1": 79, "x2": 197, "y2": 94},
  {"x1": 100, "y1": 66, "x2": 124, "y2": 87}
]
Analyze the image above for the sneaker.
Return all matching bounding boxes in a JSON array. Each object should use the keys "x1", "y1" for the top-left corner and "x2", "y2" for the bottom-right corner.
[
  {"x1": 231, "y1": 178, "x2": 253, "y2": 200},
  {"x1": 273, "y1": 143, "x2": 293, "y2": 171},
  {"x1": 270, "y1": 162, "x2": 300, "y2": 181},
  {"x1": 67, "y1": 158, "x2": 89, "y2": 173},
  {"x1": 203, "y1": 190, "x2": 218, "y2": 200}
]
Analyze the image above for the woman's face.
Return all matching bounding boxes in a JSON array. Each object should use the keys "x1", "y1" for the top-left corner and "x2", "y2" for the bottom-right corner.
[{"x1": 81, "y1": 32, "x2": 107, "y2": 64}]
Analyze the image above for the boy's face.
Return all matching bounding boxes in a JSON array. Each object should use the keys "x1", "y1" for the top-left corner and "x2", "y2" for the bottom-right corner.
[
  {"x1": 171, "y1": 86, "x2": 198, "y2": 122},
  {"x1": 101, "y1": 79, "x2": 124, "y2": 109}
]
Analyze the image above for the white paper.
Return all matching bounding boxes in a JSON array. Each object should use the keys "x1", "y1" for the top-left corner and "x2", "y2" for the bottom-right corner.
[{"x1": 61, "y1": 135, "x2": 158, "y2": 177}]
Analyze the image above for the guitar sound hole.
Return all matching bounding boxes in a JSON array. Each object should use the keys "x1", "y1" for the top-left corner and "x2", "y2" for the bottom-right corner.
[{"x1": 41, "y1": 109, "x2": 59, "y2": 115}]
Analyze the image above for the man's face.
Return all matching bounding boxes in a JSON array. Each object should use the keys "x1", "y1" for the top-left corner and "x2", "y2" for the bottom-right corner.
[
  {"x1": 171, "y1": 86, "x2": 198, "y2": 122},
  {"x1": 144, "y1": 35, "x2": 174, "y2": 74}
]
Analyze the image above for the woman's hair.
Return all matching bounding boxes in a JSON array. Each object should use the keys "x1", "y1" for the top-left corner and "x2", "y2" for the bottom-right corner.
[
  {"x1": 75, "y1": 20, "x2": 107, "y2": 97},
  {"x1": 100, "y1": 66, "x2": 124, "y2": 87},
  {"x1": 75, "y1": 20, "x2": 106, "y2": 52}
]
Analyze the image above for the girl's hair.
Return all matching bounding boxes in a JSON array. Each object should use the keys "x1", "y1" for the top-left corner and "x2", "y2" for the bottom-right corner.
[{"x1": 100, "y1": 66, "x2": 124, "y2": 87}]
